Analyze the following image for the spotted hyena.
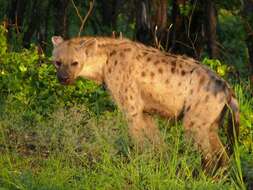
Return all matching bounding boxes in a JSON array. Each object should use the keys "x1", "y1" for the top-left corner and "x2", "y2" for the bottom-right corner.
[{"x1": 51, "y1": 36, "x2": 239, "y2": 172}]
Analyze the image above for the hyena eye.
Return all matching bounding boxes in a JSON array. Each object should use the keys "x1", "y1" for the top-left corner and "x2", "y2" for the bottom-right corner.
[
  {"x1": 54, "y1": 61, "x2": 62, "y2": 67},
  {"x1": 71, "y1": 61, "x2": 79, "y2": 66}
]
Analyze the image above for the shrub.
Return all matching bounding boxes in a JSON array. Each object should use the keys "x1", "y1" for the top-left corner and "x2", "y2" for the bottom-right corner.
[{"x1": 0, "y1": 26, "x2": 114, "y2": 124}]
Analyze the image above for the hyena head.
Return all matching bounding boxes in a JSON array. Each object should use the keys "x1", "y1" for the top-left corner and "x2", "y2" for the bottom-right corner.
[{"x1": 51, "y1": 36, "x2": 97, "y2": 85}]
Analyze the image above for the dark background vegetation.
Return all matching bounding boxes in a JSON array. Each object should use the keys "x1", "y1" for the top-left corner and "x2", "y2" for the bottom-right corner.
[
  {"x1": 0, "y1": 0, "x2": 253, "y2": 189},
  {"x1": 1, "y1": 0, "x2": 253, "y2": 76}
]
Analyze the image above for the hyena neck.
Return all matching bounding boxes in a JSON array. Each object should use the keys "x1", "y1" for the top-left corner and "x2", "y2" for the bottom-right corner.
[
  {"x1": 78, "y1": 53, "x2": 107, "y2": 84},
  {"x1": 78, "y1": 37, "x2": 127, "y2": 84}
]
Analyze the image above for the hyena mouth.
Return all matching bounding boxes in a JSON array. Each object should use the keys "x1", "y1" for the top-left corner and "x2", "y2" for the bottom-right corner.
[
  {"x1": 57, "y1": 75, "x2": 75, "y2": 85},
  {"x1": 60, "y1": 79, "x2": 74, "y2": 85}
]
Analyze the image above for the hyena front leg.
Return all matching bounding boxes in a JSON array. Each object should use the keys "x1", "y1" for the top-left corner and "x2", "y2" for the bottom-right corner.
[
  {"x1": 142, "y1": 113, "x2": 164, "y2": 148},
  {"x1": 120, "y1": 83, "x2": 163, "y2": 150},
  {"x1": 127, "y1": 113, "x2": 146, "y2": 148},
  {"x1": 183, "y1": 114, "x2": 229, "y2": 173},
  {"x1": 126, "y1": 112, "x2": 164, "y2": 150}
]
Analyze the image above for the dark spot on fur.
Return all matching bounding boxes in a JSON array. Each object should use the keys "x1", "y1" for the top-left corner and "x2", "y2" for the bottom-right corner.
[
  {"x1": 108, "y1": 68, "x2": 112, "y2": 73},
  {"x1": 213, "y1": 79, "x2": 226, "y2": 97},
  {"x1": 194, "y1": 101, "x2": 200, "y2": 108},
  {"x1": 120, "y1": 52, "x2": 125, "y2": 57},
  {"x1": 141, "y1": 71, "x2": 146, "y2": 77},
  {"x1": 201, "y1": 122, "x2": 208, "y2": 126},
  {"x1": 186, "y1": 105, "x2": 191, "y2": 112},
  {"x1": 147, "y1": 57, "x2": 151, "y2": 62},
  {"x1": 150, "y1": 72, "x2": 155, "y2": 78},
  {"x1": 132, "y1": 113, "x2": 138, "y2": 117},
  {"x1": 110, "y1": 50, "x2": 116, "y2": 56},
  {"x1": 190, "y1": 89, "x2": 194, "y2": 94},
  {"x1": 161, "y1": 59, "x2": 167, "y2": 63},
  {"x1": 136, "y1": 55, "x2": 142, "y2": 60},
  {"x1": 158, "y1": 68, "x2": 163, "y2": 74},
  {"x1": 131, "y1": 106, "x2": 135, "y2": 110},
  {"x1": 205, "y1": 95, "x2": 209, "y2": 102},
  {"x1": 125, "y1": 88, "x2": 128, "y2": 92},
  {"x1": 198, "y1": 75, "x2": 206, "y2": 91},
  {"x1": 171, "y1": 60, "x2": 177, "y2": 67},
  {"x1": 142, "y1": 52, "x2": 148, "y2": 56},
  {"x1": 154, "y1": 60, "x2": 160, "y2": 65},
  {"x1": 171, "y1": 67, "x2": 175, "y2": 73},
  {"x1": 179, "y1": 64, "x2": 182, "y2": 68},
  {"x1": 205, "y1": 80, "x2": 212, "y2": 91},
  {"x1": 178, "y1": 82, "x2": 182, "y2": 86},
  {"x1": 165, "y1": 79, "x2": 169, "y2": 84},
  {"x1": 130, "y1": 95, "x2": 133, "y2": 100},
  {"x1": 205, "y1": 77, "x2": 227, "y2": 97},
  {"x1": 181, "y1": 70, "x2": 186, "y2": 76},
  {"x1": 189, "y1": 121, "x2": 195, "y2": 126},
  {"x1": 123, "y1": 48, "x2": 131, "y2": 52},
  {"x1": 199, "y1": 75, "x2": 205, "y2": 85},
  {"x1": 210, "y1": 75, "x2": 216, "y2": 80},
  {"x1": 114, "y1": 60, "x2": 118, "y2": 66}
]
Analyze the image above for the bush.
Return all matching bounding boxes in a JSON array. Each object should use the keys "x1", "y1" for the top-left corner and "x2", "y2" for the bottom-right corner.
[{"x1": 0, "y1": 26, "x2": 114, "y2": 124}]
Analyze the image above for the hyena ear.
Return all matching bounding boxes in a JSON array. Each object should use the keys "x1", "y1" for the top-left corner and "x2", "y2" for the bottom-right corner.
[
  {"x1": 52, "y1": 36, "x2": 64, "y2": 47},
  {"x1": 79, "y1": 39, "x2": 98, "y2": 57}
]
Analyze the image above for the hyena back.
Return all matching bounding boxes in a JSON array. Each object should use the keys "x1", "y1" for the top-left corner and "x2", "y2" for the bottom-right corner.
[{"x1": 51, "y1": 36, "x2": 239, "y2": 172}]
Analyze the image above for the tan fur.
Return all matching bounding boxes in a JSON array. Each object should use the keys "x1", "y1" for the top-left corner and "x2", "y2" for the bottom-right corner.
[{"x1": 51, "y1": 36, "x2": 239, "y2": 173}]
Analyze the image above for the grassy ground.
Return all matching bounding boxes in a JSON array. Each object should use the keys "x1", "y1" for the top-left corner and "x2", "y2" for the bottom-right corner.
[{"x1": 0, "y1": 82, "x2": 253, "y2": 190}]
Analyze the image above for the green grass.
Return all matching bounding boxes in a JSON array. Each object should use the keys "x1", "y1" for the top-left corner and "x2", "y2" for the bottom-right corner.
[{"x1": 0, "y1": 83, "x2": 253, "y2": 190}]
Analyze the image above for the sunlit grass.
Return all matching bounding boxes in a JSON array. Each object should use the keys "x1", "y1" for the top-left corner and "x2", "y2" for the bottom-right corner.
[{"x1": 0, "y1": 82, "x2": 252, "y2": 190}]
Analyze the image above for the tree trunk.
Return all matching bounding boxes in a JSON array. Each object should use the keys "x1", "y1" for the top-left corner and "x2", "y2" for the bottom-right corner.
[
  {"x1": 135, "y1": 0, "x2": 152, "y2": 44},
  {"x1": 53, "y1": 0, "x2": 70, "y2": 38},
  {"x1": 100, "y1": 0, "x2": 123, "y2": 32},
  {"x1": 7, "y1": 0, "x2": 25, "y2": 37},
  {"x1": 135, "y1": 0, "x2": 167, "y2": 46},
  {"x1": 22, "y1": 0, "x2": 40, "y2": 47},
  {"x1": 152, "y1": 0, "x2": 168, "y2": 47},
  {"x1": 205, "y1": 0, "x2": 218, "y2": 58},
  {"x1": 38, "y1": 1, "x2": 52, "y2": 50},
  {"x1": 242, "y1": 0, "x2": 253, "y2": 82},
  {"x1": 169, "y1": 0, "x2": 205, "y2": 59}
]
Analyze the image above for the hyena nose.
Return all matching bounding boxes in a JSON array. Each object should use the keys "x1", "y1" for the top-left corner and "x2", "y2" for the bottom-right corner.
[{"x1": 57, "y1": 73, "x2": 69, "y2": 83}]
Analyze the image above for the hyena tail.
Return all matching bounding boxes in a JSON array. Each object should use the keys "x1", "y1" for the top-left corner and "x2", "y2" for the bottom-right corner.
[{"x1": 227, "y1": 94, "x2": 240, "y2": 155}]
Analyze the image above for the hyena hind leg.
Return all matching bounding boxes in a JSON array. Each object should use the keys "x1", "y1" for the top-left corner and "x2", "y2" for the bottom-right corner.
[
  {"x1": 183, "y1": 117, "x2": 229, "y2": 174},
  {"x1": 205, "y1": 122, "x2": 230, "y2": 172}
]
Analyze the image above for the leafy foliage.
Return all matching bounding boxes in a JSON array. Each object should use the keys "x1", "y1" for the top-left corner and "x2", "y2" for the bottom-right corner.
[
  {"x1": 202, "y1": 58, "x2": 230, "y2": 77},
  {"x1": 0, "y1": 27, "x2": 114, "y2": 124}
]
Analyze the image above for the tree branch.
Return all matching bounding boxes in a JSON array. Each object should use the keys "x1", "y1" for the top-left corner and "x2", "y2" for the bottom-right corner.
[{"x1": 71, "y1": 0, "x2": 94, "y2": 36}]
